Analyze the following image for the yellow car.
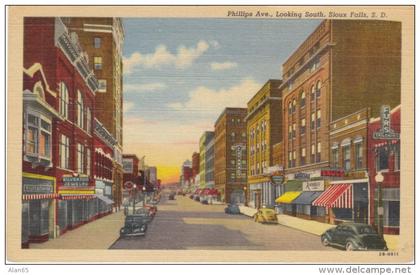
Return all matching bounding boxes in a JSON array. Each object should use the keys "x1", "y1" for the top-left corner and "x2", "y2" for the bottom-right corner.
[{"x1": 253, "y1": 208, "x2": 278, "y2": 224}]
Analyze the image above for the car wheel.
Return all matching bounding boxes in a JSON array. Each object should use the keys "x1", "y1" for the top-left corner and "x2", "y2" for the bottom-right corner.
[
  {"x1": 321, "y1": 235, "x2": 330, "y2": 246},
  {"x1": 346, "y1": 241, "x2": 355, "y2": 251}
]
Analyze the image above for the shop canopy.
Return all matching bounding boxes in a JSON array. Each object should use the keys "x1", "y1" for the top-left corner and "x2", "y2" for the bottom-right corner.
[
  {"x1": 95, "y1": 194, "x2": 115, "y2": 205},
  {"x1": 312, "y1": 184, "x2": 353, "y2": 209},
  {"x1": 275, "y1": 191, "x2": 302, "y2": 204},
  {"x1": 291, "y1": 191, "x2": 323, "y2": 205}
]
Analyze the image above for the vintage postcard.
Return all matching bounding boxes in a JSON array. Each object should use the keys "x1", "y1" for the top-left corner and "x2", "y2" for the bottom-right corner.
[{"x1": 6, "y1": 5, "x2": 414, "y2": 264}]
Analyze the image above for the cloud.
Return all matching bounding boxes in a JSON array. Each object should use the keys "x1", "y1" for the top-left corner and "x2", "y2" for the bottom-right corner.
[
  {"x1": 123, "y1": 40, "x2": 214, "y2": 74},
  {"x1": 210, "y1": 61, "x2": 238, "y2": 71},
  {"x1": 168, "y1": 78, "x2": 261, "y2": 117},
  {"x1": 124, "y1": 82, "x2": 167, "y2": 93}
]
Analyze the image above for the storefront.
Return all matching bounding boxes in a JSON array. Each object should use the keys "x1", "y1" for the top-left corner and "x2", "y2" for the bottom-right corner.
[
  {"x1": 275, "y1": 191, "x2": 301, "y2": 215},
  {"x1": 22, "y1": 173, "x2": 58, "y2": 247}
]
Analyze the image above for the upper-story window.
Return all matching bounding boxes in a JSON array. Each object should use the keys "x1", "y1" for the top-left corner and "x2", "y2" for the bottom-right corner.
[
  {"x1": 354, "y1": 137, "x2": 364, "y2": 170},
  {"x1": 76, "y1": 143, "x2": 85, "y2": 174},
  {"x1": 76, "y1": 90, "x2": 84, "y2": 129},
  {"x1": 341, "y1": 138, "x2": 351, "y2": 171},
  {"x1": 98, "y1": 79, "x2": 107, "y2": 93},
  {"x1": 317, "y1": 109, "x2": 321, "y2": 128},
  {"x1": 301, "y1": 147, "x2": 306, "y2": 165},
  {"x1": 292, "y1": 99, "x2": 296, "y2": 113},
  {"x1": 25, "y1": 113, "x2": 52, "y2": 160},
  {"x1": 394, "y1": 145, "x2": 400, "y2": 171},
  {"x1": 300, "y1": 118, "x2": 306, "y2": 134},
  {"x1": 288, "y1": 125, "x2": 292, "y2": 139},
  {"x1": 311, "y1": 112, "x2": 315, "y2": 130},
  {"x1": 59, "y1": 134, "x2": 70, "y2": 169},
  {"x1": 94, "y1": 37, "x2": 101, "y2": 48},
  {"x1": 288, "y1": 101, "x2": 292, "y2": 114},
  {"x1": 311, "y1": 144, "x2": 315, "y2": 163},
  {"x1": 311, "y1": 85, "x2": 315, "y2": 101},
  {"x1": 316, "y1": 142, "x2": 322, "y2": 163},
  {"x1": 331, "y1": 146, "x2": 339, "y2": 168},
  {"x1": 94, "y1": 56, "x2": 103, "y2": 70},
  {"x1": 58, "y1": 82, "x2": 69, "y2": 119},
  {"x1": 300, "y1": 91, "x2": 306, "y2": 107},
  {"x1": 316, "y1": 80, "x2": 322, "y2": 97},
  {"x1": 288, "y1": 80, "x2": 294, "y2": 91},
  {"x1": 292, "y1": 123, "x2": 296, "y2": 138},
  {"x1": 86, "y1": 107, "x2": 91, "y2": 134}
]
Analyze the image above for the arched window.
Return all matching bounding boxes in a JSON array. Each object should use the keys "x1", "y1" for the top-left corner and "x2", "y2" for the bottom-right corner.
[
  {"x1": 292, "y1": 98, "x2": 296, "y2": 112},
  {"x1": 76, "y1": 90, "x2": 84, "y2": 129},
  {"x1": 316, "y1": 80, "x2": 322, "y2": 97},
  {"x1": 59, "y1": 82, "x2": 69, "y2": 119},
  {"x1": 311, "y1": 85, "x2": 315, "y2": 101},
  {"x1": 86, "y1": 107, "x2": 91, "y2": 133},
  {"x1": 288, "y1": 101, "x2": 292, "y2": 114},
  {"x1": 300, "y1": 90, "x2": 306, "y2": 107}
]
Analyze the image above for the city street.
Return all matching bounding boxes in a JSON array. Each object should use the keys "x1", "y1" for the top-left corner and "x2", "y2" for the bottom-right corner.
[{"x1": 110, "y1": 192, "x2": 334, "y2": 250}]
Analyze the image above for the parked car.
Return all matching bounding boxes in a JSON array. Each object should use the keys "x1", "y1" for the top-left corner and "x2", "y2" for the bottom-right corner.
[
  {"x1": 321, "y1": 223, "x2": 388, "y2": 251},
  {"x1": 168, "y1": 192, "x2": 176, "y2": 200},
  {"x1": 253, "y1": 207, "x2": 278, "y2": 224},
  {"x1": 224, "y1": 204, "x2": 241, "y2": 215},
  {"x1": 134, "y1": 207, "x2": 153, "y2": 223},
  {"x1": 144, "y1": 204, "x2": 157, "y2": 217},
  {"x1": 194, "y1": 196, "x2": 200, "y2": 201},
  {"x1": 119, "y1": 214, "x2": 148, "y2": 238},
  {"x1": 189, "y1": 194, "x2": 194, "y2": 199},
  {"x1": 201, "y1": 199, "x2": 209, "y2": 205}
]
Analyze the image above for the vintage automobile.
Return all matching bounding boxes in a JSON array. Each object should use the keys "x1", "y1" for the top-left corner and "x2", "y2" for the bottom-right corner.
[
  {"x1": 201, "y1": 199, "x2": 209, "y2": 205},
  {"x1": 134, "y1": 207, "x2": 153, "y2": 223},
  {"x1": 224, "y1": 204, "x2": 241, "y2": 215},
  {"x1": 119, "y1": 214, "x2": 148, "y2": 238},
  {"x1": 168, "y1": 192, "x2": 176, "y2": 200},
  {"x1": 253, "y1": 207, "x2": 278, "y2": 224},
  {"x1": 321, "y1": 223, "x2": 388, "y2": 251},
  {"x1": 144, "y1": 204, "x2": 158, "y2": 217}
]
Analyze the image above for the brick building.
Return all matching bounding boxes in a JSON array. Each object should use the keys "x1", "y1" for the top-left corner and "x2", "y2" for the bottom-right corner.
[
  {"x1": 246, "y1": 79, "x2": 283, "y2": 208},
  {"x1": 63, "y1": 17, "x2": 125, "y2": 210},
  {"x1": 199, "y1": 131, "x2": 214, "y2": 188},
  {"x1": 192, "y1": 152, "x2": 200, "y2": 178},
  {"x1": 280, "y1": 20, "x2": 401, "y2": 209},
  {"x1": 214, "y1": 108, "x2": 247, "y2": 203},
  {"x1": 22, "y1": 17, "x2": 100, "y2": 247}
]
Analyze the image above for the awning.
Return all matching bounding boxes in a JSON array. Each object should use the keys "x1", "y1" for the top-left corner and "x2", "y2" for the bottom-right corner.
[
  {"x1": 312, "y1": 184, "x2": 353, "y2": 208},
  {"x1": 95, "y1": 194, "x2": 114, "y2": 205},
  {"x1": 60, "y1": 195, "x2": 96, "y2": 200},
  {"x1": 22, "y1": 193, "x2": 60, "y2": 200},
  {"x1": 291, "y1": 191, "x2": 323, "y2": 205},
  {"x1": 275, "y1": 191, "x2": 302, "y2": 204}
]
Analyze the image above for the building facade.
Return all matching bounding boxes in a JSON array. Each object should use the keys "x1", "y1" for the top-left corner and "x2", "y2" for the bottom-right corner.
[
  {"x1": 22, "y1": 17, "x2": 100, "y2": 247},
  {"x1": 64, "y1": 17, "x2": 125, "y2": 210},
  {"x1": 192, "y1": 152, "x2": 200, "y2": 178},
  {"x1": 246, "y1": 80, "x2": 283, "y2": 208},
  {"x1": 214, "y1": 108, "x2": 248, "y2": 203},
  {"x1": 199, "y1": 131, "x2": 214, "y2": 188}
]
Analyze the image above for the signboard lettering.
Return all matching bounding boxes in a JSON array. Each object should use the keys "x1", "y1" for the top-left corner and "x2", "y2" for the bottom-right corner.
[
  {"x1": 302, "y1": 180, "x2": 324, "y2": 191},
  {"x1": 321, "y1": 170, "x2": 345, "y2": 177},
  {"x1": 62, "y1": 175, "x2": 89, "y2": 187},
  {"x1": 23, "y1": 184, "x2": 53, "y2": 194},
  {"x1": 294, "y1": 172, "x2": 310, "y2": 180},
  {"x1": 373, "y1": 105, "x2": 400, "y2": 140}
]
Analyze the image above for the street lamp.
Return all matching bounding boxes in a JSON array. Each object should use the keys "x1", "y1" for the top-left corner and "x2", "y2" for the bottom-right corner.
[
  {"x1": 375, "y1": 172, "x2": 384, "y2": 237},
  {"x1": 132, "y1": 184, "x2": 137, "y2": 214},
  {"x1": 143, "y1": 186, "x2": 146, "y2": 205},
  {"x1": 243, "y1": 186, "x2": 248, "y2": 206}
]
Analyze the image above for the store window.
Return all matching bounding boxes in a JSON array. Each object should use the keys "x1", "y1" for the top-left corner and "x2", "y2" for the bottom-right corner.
[
  {"x1": 94, "y1": 56, "x2": 103, "y2": 70},
  {"x1": 58, "y1": 82, "x2": 69, "y2": 119},
  {"x1": 59, "y1": 134, "x2": 70, "y2": 169}
]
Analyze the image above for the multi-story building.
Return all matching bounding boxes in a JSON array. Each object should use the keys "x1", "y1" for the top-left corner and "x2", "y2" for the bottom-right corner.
[
  {"x1": 199, "y1": 131, "x2": 214, "y2": 188},
  {"x1": 280, "y1": 19, "x2": 401, "y2": 213},
  {"x1": 22, "y1": 17, "x2": 99, "y2": 247},
  {"x1": 122, "y1": 154, "x2": 140, "y2": 187},
  {"x1": 205, "y1": 135, "x2": 215, "y2": 188},
  {"x1": 246, "y1": 80, "x2": 283, "y2": 208},
  {"x1": 192, "y1": 152, "x2": 200, "y2": 178},
  {"x1": 180, "y1": 160, "x2": 193, "y2": 190},
  {"x1": 64, "y1": 17, "x2": 125, "y2": 210},
  {"x1": 368, "y1": 105, "x2": 400, "y2": 235},
  {"x1": 214, "y1": 108, "x2": 247, "y2": 203}
]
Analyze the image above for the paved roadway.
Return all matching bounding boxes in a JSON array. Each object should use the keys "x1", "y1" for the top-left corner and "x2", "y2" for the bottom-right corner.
[{"x1": 110, "y1": 191, "x2": 334, "y2": 250}]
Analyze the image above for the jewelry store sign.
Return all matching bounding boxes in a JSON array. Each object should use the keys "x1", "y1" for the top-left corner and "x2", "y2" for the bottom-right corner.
[{"x1": 62, "y1": 174, "x2": 89, "y2": 187}]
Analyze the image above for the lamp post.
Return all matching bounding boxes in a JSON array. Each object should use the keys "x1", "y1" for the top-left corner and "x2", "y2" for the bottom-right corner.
[
  {"x1": 142, "y1": 186, "x2": 146, "y2": 205},
  {"x1": 243, "y1": 186, "x2": 248, "y2": 206},
  {"x1": 132, "y1": 184, "x2": 137, "y2": 214},
  {"x1": 375, "y1": 172, "x2": 384, "y2": 237}
]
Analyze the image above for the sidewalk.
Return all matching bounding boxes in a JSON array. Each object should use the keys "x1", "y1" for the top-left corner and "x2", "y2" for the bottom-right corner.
[
  {"x1": 30, "y1": 211, "x2": 125, "y2": 249},
  {"x1": 239, "y1": 206, "x2": 399, "y2": 251}
]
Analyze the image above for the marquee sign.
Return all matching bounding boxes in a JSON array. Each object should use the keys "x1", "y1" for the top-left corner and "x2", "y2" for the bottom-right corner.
[
  {"x1": 235, "y1": 144, "x2": 245, "y2": 174},
  {"x1": 62, "y1": 174, "x2": 89, "y2": 187},
  {"x1": 373, "y1": 105, "x2": 400, "y2": 140}
]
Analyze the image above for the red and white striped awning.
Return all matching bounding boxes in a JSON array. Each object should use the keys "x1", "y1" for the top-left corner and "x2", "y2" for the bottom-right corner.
[
  {"x1": 22, "y1": 194, "x2": 60, "y2": 200},
  {"x1": 312, "y1": 184, "x2": 353, "y2": 209},
  {"x1": 60, "y1": 195, "x2": 96, "y2": 200}
]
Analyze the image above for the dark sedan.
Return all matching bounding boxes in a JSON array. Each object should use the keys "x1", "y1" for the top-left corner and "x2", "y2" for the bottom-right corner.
[
  {"x1": 224, "y1": 204, "x2": 241, "y2": 214},
  {"x1": 321, "y1": 223, "x2": 388, "y2": 251},
  {"x1": 119, "y1": 214, "x2": 148, "y2": 238}
]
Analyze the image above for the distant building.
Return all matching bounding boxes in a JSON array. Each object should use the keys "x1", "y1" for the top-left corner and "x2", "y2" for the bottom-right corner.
[
  {"x1": 214, "y1": 108, "x2": 248, "y2": 203},
  {"x1": 205, "y1": 135, "x2": 215, "y2": 188},
  {"x1": 199, "y1": 131, "x2": 214, "y2": 188},
  {"x1": 192, "y1": 152, "x2": 200, "y2": 178}
]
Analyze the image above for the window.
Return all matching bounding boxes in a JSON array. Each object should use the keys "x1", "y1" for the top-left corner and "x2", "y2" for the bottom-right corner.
[
  {"x1": 343, "y1": 145, "x2": 351, "y2": 171},
  {"x1": 58, "y1": 82, "x2": 69, "y2": 119},
  {"x1": 76, "y1": 90, "x2": 84, "y2": 129},
  {"x1": 300, "y1": 118, "x2": 306, "y2": 134},
  {"x1": 25, "y1": 113, "x2": 51, "y2": 159},
  {"x1": 311, "y1": 144, "x2": 315, "y2": 163},
  {"x1": 86, "y1": 148, "x2": 91, "y2": 176},
  {"x1": 301, "y1": 147, "x2": 306, "y2": 165},
  {"x1": 300, "y1": 91, "x2": 306, "y2": 107},
  {"x1": 288, "y1": 125, "x2": 292, "y2": 139},
  {"x1": 394, "y1": 146, "x2": 400, "y2": 171},
  {"x1": 59, "y1": 134, "x2": 70, "y2": 169},
  {"x1": 311, "y1": 112, "x2": 315, "y2": 130},
  {"x1": 94, "y1": 37, "x2": 101, "y2": 48},
  {"x1": 288, "y1": 151, "x2": 292, "y2": 168},
  {"x1": 292, "y1": 99, "x2": 296, "y2": 113},
  {"x1": 86, "y1": 107, "x2": 91, "y2": 133},
  {"x1": 311, "y1": 85, "x2": 315, "y2": 101},
  {"x1": 288, "y1": 102, "x2": 292, "y2": 114},
  {"x1": 355, "y1": 142, "x2": 363, "y2": 170},
  {"x1": 288, "y1": 80, "x2": 294, "y2": 91},
  {"x1": 94, "y1": 56, "x2": 102, "y2": 70},
  {"x1": 317, "y1": 109, "x2": 321, "y2": 128},
  {"x1": 376, "y1": 147, "x2": 389, "y2": 171},
  {"x1": 316, "y1": 143, "x2": 322, "y2": 161},
  {"x1": 292, "y1": 123, "x2": 296, "y2": 138},
  {"x1": 98, "y1": 79, "x2": 107, "y2": 93},
  {"x1": 77, "y1": 143, "x2": 85, "y2": 174},
  {"x1": 316, "y1": 80, "x2": 322, "y2": 97},
  {"x1": 331, "y1": 147, "x2": 339, "y2": 168},
  {"x1": 292, "y1": 150, "x2": 296, "y2": 167}
]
